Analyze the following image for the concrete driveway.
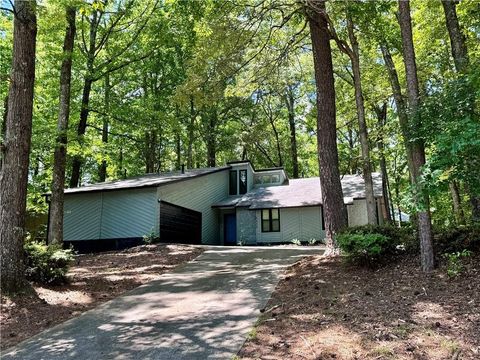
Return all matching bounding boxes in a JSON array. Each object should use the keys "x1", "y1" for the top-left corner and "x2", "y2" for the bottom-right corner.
[{"x1": 2, "y1": 246, "x2": 323, "y2": 360}]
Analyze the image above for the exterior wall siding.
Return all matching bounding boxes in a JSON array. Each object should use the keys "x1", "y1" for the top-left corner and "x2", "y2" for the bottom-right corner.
[
  {"x1": 157, "y1": 169, "x2": 229, "y2": 244},
  {"x1": 64, "y1": 188, "x2": 158, "y2": 241},
  {"x1": 347, "y1": 199, "x2": 368, "y2": 226},
  {"x1": 236, "y1": 208, "x2": 257, "y2": 245},
  {"x1": 255, "y1": 207, "x2": 325, "y2": 243}
]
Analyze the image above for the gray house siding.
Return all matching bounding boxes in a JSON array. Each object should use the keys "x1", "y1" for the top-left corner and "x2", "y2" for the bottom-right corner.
[
  {"x1": 64, "y1": 188, "x2": 158, "y2": 241},
  {"x1": 157, "y1": 169, "x2": 229, "y2": 244},
  {"x1": 255, "y1": 207, "x2": 325, "y2": 244},
  {"x1": 236, "y1": 208, "x2": 256, "y2": 245}
]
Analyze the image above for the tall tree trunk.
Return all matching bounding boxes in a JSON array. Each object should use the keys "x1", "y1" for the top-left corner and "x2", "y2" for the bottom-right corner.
[
  {"x1": 98, "y1": 73, "x2": 110, "y2": 182},
  {"x1": 307, "y1": 1, "x2": 347, "y2": 254},
  {"x1": 285, "y1": 85, "x2": 299, "y2": 178},
  {"x1": 269, "y1": 116, "x2": 283, "y2": 167},
  {"x1": 449, "y1": 181, "x2": 465, "y2": 225},
  {"x1": 346, "y1": 15, "x2": 376, "y2": 225},
  {"x1": 1, "y1": 95, "x2": 7, "y2": 171},
  {"x1": 187, "y1": 97, "x2": 195, "y2": 169},
  {"x1": 144, "y1": 130, "x2": 156, "y2": 173},
  {"x1": 175, "y1": 132, "x2": 181, "y2": 170},
  {"x1": 441, "y1": 0, "x2": 479, "y2": 222},
  {"x1": 70, "y1": 10, "x2": 98, "y2": 187},
  {"x1": 48, "y1": 7, "x2": 76, "y2": 246},
  {"x1": 0, "y1": 0, "x2": 37, "y2": 293},
  {"x1": 442, "y1": 0, "x2": 469, "y2": 73},
  {"x1": 205, "y1": 109, "x2": 217, "y2": 168},
  {"x1": 374, "y1": 102, "x2": 392, "y2": 223},
  {"x1": 398, "y1": 0, "x2": 434, "y2": 272},
  {"x1": 380, "y1": 44, "x2": 415, "y2": 180}
]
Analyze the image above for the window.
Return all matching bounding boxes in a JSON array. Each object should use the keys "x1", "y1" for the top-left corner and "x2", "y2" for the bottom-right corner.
[
  {"x1": 261, "y1": 209, "x2": 280, "y2": 232},
  {"x1": 229, "y1": 170, "x2": 237, "y2": 195},
  {"x1": 239, "y1": 170, "x2": 247, "y2": 194}
]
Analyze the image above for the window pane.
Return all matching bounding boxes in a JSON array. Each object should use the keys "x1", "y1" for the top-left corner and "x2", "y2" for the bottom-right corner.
[
  {"x1": 229, "y1": 171, "x2": 237, "y2": 195},
  {"x1": 262, "y1": 209, "x2": 270, "y2": 220},
  {"x1": 239, "y1": 170, "x2": 247, "y2": 194},
  {"x1": 271, "y1": 174, "x2": 280, "y2": 183},
  {"x1": 262, "y1": 220, "x2": 270, "y2": 232},
  {"x1": 271, "y1": 209, "x2": 279, "y2": 219},
  {"x1": 271, "y1": 219, "x2": 280, "y2": 232}
]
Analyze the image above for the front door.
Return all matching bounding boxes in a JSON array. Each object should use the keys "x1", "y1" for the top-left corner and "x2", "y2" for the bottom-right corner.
[{"x1": 224, "y1": 214, "x2": 237, "y2": 245}]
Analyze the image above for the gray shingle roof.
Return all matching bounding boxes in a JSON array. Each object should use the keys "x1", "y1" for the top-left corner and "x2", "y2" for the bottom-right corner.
[
  {"x1": 63, "y1": 167, "x2": 230, "y2": 194},
  {"x1": 212, "y1": 173, "x2": 383, "y2": 209}
]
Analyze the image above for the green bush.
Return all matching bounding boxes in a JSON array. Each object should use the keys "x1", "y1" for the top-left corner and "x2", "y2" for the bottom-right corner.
[
  {"x1": 24, "y1": 241, "x2": 75, "y2": 285},
  {"x1": 339, "y1": 224, "x2": 416, "y2": 253},
  {"x1": 443, "y1": 250, "x2": 472, "y2": 277},
  {"x1": 336, "y1": 233, "x2": 391, "y2": 266},
  {"x1": 434, "y1": 225, "x2": 480, "y2": 254}
]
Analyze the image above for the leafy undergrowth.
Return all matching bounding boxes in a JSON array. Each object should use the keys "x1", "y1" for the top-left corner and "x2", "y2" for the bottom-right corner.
[
  {"x1": 239, "y1": 253, "x2": 480, "y2": 360},
  {"x1": 0, "y1": 244, "x2": 204, "y2": 350}
]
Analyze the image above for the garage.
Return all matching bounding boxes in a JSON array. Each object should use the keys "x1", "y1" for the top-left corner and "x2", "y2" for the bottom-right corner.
[{"x1": 159, "y1": 200, "x2": 202, "y2": 244}]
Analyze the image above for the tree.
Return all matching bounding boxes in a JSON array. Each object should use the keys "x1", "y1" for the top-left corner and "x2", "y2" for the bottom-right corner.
[
  {"x1": 397, "y1": 0, "x2": 434, "y2": 272},
  {"x1": 327, "y1": 4, "x2": 377, "y2": 224},
  {"x1": 441, "y1": 0, "x2": 478, "y2": 223},
  {"x1": 0, "y1": 0, "x2": 37, "y2": 292},
  {"x1": 306, "y1": 0, "x2": 347, "y2": 254},
  {"x1": 48, "y1": 6, "x2": 76, "y2": 245}
]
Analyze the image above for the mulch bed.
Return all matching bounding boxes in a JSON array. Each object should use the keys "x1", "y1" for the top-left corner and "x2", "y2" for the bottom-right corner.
[
  {"x1": 239, "y1": 253, "x2": 480, "y2": 360},
  {"x1": 0, "y1": 243, "x2": 204, "y2": 350}
]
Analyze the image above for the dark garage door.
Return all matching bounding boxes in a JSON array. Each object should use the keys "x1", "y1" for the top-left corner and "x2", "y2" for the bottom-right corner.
[{"x1": 159, "y1": 201, "x2": 202, "y2": 244}]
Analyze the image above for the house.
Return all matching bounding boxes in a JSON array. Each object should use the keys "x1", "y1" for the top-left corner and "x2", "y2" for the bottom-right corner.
[{"x1": 51, "y1": 160, "x2": 385, "y2": 252}]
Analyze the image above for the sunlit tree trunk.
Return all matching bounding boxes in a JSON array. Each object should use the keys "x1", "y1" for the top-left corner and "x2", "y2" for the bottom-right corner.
[
  {"x1": 398, "y1": 0, "x2": 434, "y2": 272},
  {"x1": 441, "y1": 0, "x2": 479, "y2": 222},
  {"x1": 307, "y1": 0, "x2": 347, "y2": 254},
  {"x1": 49, "y1": 7, "x2": 76, "y2": 246},
  {"x1": 0, "y1": 0, "x2": 37, "y2": 292},
  {"x1": 346, "y1": 15, "x2": 376, "y2": 225}
]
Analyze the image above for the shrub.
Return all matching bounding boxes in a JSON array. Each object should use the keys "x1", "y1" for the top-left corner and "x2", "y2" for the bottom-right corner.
[
  {"x1": 336, "y1": 233, "x2": 391, "y2": 266},
  {"x1": 443, "y1": 250, "x2": 472, "y2": 277},
  {"x1": 24, "y1": 241, "x2": 75, "y2": 285},
  {"x1": 338, "y1": 224, "x2": 416, "y2": 254},
  {"x1": 434, "y1": 225, "x2": 480, "y2": 254},
  {"x1": 142, "y1": 228, "x2": 159, "y2": 244}
]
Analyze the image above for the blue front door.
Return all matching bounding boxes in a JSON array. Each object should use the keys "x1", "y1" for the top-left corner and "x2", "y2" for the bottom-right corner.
[{"x1": 224, "y1": 214, "x2": 237, "y2": 245}]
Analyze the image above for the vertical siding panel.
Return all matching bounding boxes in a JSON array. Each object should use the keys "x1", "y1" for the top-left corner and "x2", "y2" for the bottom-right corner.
[
  {"x1": 157, "y1": 170, "x2": 229, "y2": 244},
  {"x1": 101, "y1": 188, "x2": 157, "y2": 239},
  {"x1": 64, "y1": 193, "x2": 102, "y2": 240}
]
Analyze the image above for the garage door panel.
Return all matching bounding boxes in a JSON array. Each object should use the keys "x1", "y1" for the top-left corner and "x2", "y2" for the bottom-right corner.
[{"x1": 159, "y1": 201, "x2": 201, "y2": 244}]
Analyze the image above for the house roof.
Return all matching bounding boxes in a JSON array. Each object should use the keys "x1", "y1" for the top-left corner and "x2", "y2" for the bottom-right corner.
[
  {"x1": 62, "y1": 166, "x2": 231, "y2": 195},
  {"x1": 212, "y1": 173, "x2": 383, "y2": 209}
]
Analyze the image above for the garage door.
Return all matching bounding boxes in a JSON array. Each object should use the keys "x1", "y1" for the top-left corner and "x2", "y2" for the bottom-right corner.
[{"x1": 159, "y1": 201, "x2": 202, "y2": 244}]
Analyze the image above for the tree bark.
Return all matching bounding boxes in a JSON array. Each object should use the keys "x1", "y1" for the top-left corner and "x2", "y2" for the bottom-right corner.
[
  {"x1": 380, "y1": 43, "x2": 415, "y2": 180},
  {"x1": 204, "y1": 108, "x2": 217, "y2": 168},
  {"x1": 449, "y1": 181, "x2": 465, "y2": 225},
  {"x1": 70, "y1": 10, "x2": 98, "y2": 187},
  {"x1": 346, "y1": 15, "x2": 377, "y2": 225},
  {"x1": 374, "y1": 102, "x2": 392, "y2": 223},
  {"x1": 187, "y1": 97, "x2": 195, "y2": 169},
  {"x1": 1, "y1": 95, "x2": 8, "y2": 171},
  {"x1": 98, "y1": 72, "x2": 110, "y2": 182},
  {"x1": 48, "y1": 6, "x2": 76, "y2": 246},
  {"x1": 441, "y1": 0, "x2": 479, "y2": 222},
  {"x1": 307, "y1": 1, "x2": 347, "y2": 253},
  {"x1": 285, "y1": 85, "x2": 299, "y2": 178},
  {"x1": 441, "y1": 0, "x2": 469, "y2": 73},
  {"x1": 0, "y1": 0, "x2": 37, "y2": 293},
  {"x1": 398, "y1": 0, "x2": 434, "y2": 272}
]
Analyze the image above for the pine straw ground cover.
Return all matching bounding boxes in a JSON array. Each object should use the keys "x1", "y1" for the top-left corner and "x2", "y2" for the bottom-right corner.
[
  {"x1": 239, "y1": 253, "x2": 480, "y2": 360},
  {"x1": 0, "y1": 244, "x2": 203, "y2": 350}
]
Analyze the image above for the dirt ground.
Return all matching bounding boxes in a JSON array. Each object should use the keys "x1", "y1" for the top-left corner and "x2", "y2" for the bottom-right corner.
[
  {"x1": 239, "y1": 253, "x2": 480, "y2": 360},
  {"x1": 0, "y1": 243, "x2": 203, "y2": 350}
]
